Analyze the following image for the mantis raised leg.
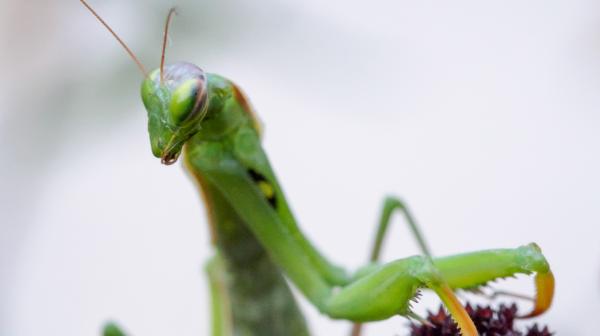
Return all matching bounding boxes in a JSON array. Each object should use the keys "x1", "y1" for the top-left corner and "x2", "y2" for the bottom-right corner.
[
  {"x1": 351, "y1": 196, "x2": 432, "y2": 336},
  {"x1": 81, "y1": 2, "x2": 555, "y2": 335}
]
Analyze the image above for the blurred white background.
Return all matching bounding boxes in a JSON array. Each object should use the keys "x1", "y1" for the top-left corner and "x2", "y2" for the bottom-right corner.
[{"x1": 1, "y1": 0, "x2": 599, "y2": 335}]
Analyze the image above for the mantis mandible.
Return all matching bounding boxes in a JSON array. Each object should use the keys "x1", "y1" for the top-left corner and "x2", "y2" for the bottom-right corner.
[{"x1": 80, "y1": 2, "x2": 555, "y2": 335}]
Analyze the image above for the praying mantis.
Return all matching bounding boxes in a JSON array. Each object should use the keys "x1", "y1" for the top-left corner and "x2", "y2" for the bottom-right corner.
[{"x1": 80, "y1": 2, "x2": 555, "y2": 335}]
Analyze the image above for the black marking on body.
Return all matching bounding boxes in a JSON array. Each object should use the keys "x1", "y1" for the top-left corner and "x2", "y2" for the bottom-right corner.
[{"x1": 247, "y1": 169, "x2": 277, "y2": 208}]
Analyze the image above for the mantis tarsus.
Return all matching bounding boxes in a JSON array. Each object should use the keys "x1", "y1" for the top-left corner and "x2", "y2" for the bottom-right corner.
[{"x1": 80, "y1": 2, "x2": 555, "y2": 335}]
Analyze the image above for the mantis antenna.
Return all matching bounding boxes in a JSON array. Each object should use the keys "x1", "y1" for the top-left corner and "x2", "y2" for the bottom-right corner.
[
  {"x1": 160, "y1": 8, "x2": 178, "y2": 84},
  {"x1": 79, "y1": 0, "x2": 148, "y2": 77}
]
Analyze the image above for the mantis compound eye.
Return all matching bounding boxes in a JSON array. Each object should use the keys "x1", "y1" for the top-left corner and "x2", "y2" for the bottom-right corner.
[
  {"x1": 160, "y1": 62, "x2": 208, "y2": 125},
  {"x1": 169, "y1": 79, "x2": 206, "y2": 124}
]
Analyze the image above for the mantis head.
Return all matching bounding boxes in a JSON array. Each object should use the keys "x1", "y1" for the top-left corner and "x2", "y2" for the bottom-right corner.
[
  {"x1": 81, "y1": 1, "x2": 204, "y2": 165},
  {"x1": 141, "y1": 63, "x2": 209, "y2": 164}
]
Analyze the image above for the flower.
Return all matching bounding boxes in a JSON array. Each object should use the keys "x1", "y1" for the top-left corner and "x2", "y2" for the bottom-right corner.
[{"x1": 409, "y1": 303, "x2": 552, "y2": 336}]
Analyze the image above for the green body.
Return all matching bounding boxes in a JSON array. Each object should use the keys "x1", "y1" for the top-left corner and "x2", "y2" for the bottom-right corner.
[
  {"x1": 97, "y1": 63, "x2": 554, "y2": 336},
  {"x1": 136, "y1": 67, "x2": 553, "y2": 335}
]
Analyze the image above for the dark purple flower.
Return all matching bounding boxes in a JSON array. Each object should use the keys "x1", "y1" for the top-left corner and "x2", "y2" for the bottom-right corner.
[{"x1": 409, "y1": 303, "x2": 553, "y2": 336}]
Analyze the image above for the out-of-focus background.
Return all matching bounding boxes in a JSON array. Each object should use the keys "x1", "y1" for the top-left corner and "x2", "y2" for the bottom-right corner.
[{"x1": 1, "y1": 0, "x2": 599, "y2": 335}]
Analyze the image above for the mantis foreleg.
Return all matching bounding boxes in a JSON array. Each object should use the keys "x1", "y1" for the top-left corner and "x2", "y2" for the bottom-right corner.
[
  {"x1": 191, "y1": 148, "x2": 550, "y2": 335},
  {"x1": 185, "y1": 124, "x2": 555, "y2": 336}
]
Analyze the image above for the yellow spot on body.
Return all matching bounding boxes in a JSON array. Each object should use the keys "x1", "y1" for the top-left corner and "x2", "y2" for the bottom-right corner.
[{"x1": 258, "y1": 181, "x2": 274, "y2": 199}]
